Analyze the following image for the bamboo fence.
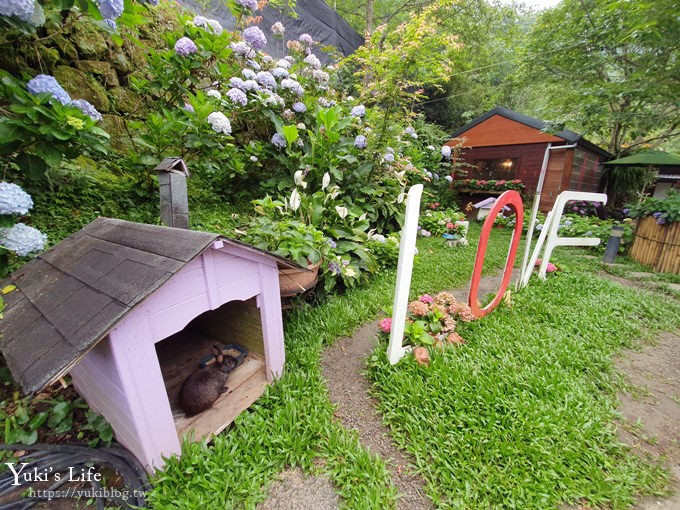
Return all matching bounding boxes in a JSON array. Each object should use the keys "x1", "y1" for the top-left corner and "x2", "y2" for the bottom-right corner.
[{"x1": 629, "y1": 216, "x2": 680, "y2": 274}]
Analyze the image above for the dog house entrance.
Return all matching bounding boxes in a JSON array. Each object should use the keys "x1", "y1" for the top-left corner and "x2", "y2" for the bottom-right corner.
[{"x1": 155, "y1": 297, "x2": 268, "y2": 441}]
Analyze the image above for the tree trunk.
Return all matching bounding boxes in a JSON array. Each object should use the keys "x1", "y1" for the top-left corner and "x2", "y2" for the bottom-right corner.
[{"x1": 366, "y1": 0, "x2": 374, "y2": 37}]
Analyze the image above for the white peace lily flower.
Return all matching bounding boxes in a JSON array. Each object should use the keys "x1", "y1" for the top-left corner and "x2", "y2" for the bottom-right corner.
[
  {"x1": 293, "y1": 170, "x2": 307, "y2": 189},
  {"x1": 321, "y1": 172, "x2": 330, "y2": 190},
  {"x1": 395, "y1": 170, "x2": 406, "y2": 180},
  {"x1": 344, "y1": 267, "x2": 356, "y2": 277},
  {"x1": 328, "y1": 186, "x2": 340, "y2": 199},
  {"x1": 359, "y1": 212, "x2": 367, "y2": 221},
  {"x1": 397, "y1": 192, "x2": 406, "y2": 204},
  {"x1": 335, "y1": 205, "x2": 349, "y2": 219},
  {"x1": 290, "y1": 188, "x2": 301, "y2": 211}
]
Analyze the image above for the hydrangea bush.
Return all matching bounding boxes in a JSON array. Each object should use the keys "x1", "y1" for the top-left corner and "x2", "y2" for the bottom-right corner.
[{"x1": 625, "y1": 189, "x2": 680, "y2": 225}]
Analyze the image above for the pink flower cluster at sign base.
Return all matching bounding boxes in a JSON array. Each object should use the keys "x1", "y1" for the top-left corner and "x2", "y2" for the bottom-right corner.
[{"x1": 379, "y1": 317, "x2": 392, "y2": 334}]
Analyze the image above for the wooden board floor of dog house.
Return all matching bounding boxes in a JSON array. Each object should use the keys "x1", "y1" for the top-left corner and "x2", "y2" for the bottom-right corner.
[{"x1": 156, "y1": 330, "x2": 268, "y2": 441}]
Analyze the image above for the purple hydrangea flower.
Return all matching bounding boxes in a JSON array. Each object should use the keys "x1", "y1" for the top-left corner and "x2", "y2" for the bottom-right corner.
[
  {"x1": 242, "y1": 26, "x2": 267, "y2": 51},
  {"x1": 229, "y1": 77, "x2": 247, "y2": 90},
  {"x1": 207, "y1": 111, "x2": 231, "y2": 135},
  {"x1": 292, "y1": 102, "x2": 306, "y2": 113},
  {"x1": 242, "y1": 69, "x2": 257, "y2": 80},
  {"x1": 174, "y1": 37, "x2": 197, "y2": 56},
  {"x1": 280, "y1": 78, "x2": 304, "y2": 96},
  {"x1": 230, "y1": 41, "x2": 255, "y2": 58},
  {"x1": 276, "y1": 58, "x2": 291, "y2": 69},
  {"x1": 26, "y1": 75, "x2": 72, "y2": 105},
  {"x1": 227, "y1": 87, "x2": 248, "y2": 106},
  {"x1": 141, "y1": 0, "x2": 158, "y2": 5},
  {"x1": 256, "y1": 71, "x2": 277, "y2": 90},
  {"x1": 328, "y1": 261, "x2": 340, "y2": 275},
  {"x1": 71, "y1": 99, "x2": 103, "y2": 121},
  {"x1": 304, "y1": 54, "x2": 321, "y2": 69},
  {"x1": 184, "y1": 102, "x2": 195, "y2": 113},
  {"x1": 206, "y1": 19, "x2": 223, "y2": 35},
  {"x1": 327, "y1": 238, "x2": 337, "y2": 249},
  {"x1": 354, "y1": 135, "x2": 367, "y2": 149},
  {"x1": 271, "y1": 133, "x2": 287, "y2": 149},
  {"x1": 0, "y1": 182, "x2": 33, "y2": 215},
  {"x1": 98, "y1": 0, "x2": 124, "y2": 20},
  {"x1": 206, "y1": 89, "x2": 222, "y2": 100},
  {"x1": 272, "y1": 67, "x2": 289, "y2": 79},
  {"x1": 441, "y1": 145, "x2": 451, "y2": 159},
  {"x1": 247, "y1": 59, "x2": 261, "y2": 70},
  {"x1": 242, "y1": 79, "x2": 260, "y2": 92},
  {"x1": 350, "y1": 105, "x2": 366, "y2": 117},
  {"x1": 235, "y1": 0, "x2": 258, "y2": 10},
  {"x1": 0, "y1": 223, "x2": 47, "y2": 256},
  {"x1": 192, "y1": 15, "x2": 207, "y2": 26},
  {"x1": 383, "y1": 152, "x2": 395, "y2": 163},
  {"x1": 299, "y1": 33, "x2": 313, "y2": 45},
  {"x1": 104, "y1": 18, "x2": 117, "y2": 30},
  {"x1": 0, "y1": 0, "x2": 35, "y2": 21}
]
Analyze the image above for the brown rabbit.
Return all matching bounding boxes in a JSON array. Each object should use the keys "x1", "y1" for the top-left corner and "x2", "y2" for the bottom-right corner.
[{"x1": 178, "y1": 345, "x2": 238, "y2": 416}]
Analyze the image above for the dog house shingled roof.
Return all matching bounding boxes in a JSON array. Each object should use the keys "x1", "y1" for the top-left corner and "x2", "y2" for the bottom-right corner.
[{"x1": 0, "y1": 217, "x2": 296, "y2": 395}]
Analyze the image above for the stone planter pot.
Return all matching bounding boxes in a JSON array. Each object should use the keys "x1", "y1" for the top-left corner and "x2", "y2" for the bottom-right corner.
[{"x1": 278, "y1": 261, "x2": 322, "y2": 297}]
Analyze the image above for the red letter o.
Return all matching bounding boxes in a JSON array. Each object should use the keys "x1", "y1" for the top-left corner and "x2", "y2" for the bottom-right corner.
[{"x1": 468, "y1": 190, "x2": 524, "y2": 318}]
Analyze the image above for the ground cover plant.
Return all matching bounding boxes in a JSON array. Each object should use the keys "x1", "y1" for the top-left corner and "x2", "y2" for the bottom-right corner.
[{"x1": 368, "y1": 248, "x2": 680, "y2": 508}]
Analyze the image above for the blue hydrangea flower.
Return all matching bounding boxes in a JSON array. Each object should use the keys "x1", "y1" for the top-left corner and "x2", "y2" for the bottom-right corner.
[
  {"x1": 184, "y1": 102, "x2": 195, "y2": 113},
  {"x1": 206, "y1": 89, "x2": 222, "y2": 100},
  {"x1": 205, "y1": 19, "x2": 223, "y2": 35},
  {"x1": 104, "y1": 19, "x2": 117, "y2": 30},
  {"x1": 247, "y1": 59, "x2": 261, "y2": 70},
  {"x1": 276, "y1": 59, "x2": 291, "y2": 69},
  {"x1": 299, "y1": 33, "x2": 313, "y2": 45},
  {"x1": 0, "y1": 0, "x2": 35, "y2": 21},
  {"x1": 174, "y1": 37, "x2": 197, "y2": 56},
  {"x1": 98, "y1": 0, "x2": 124, "y2": 20},
  {"x1": 312, "y1": 69, "x2": 329, "y2": 83},
  {"x1": 328, "y1": 261, "x2": 340, "y2": 275},
  {"x1": 327, "y1": 238, "x2": 337, "y2": 249},
  {"x1": 235, "y1": 0, "x2": 258, "y2": 10},
  {"x1": 304, "y1": 54, "x2": 321, "y2": 69},
  {"x1": 256, "y1": 71, "x2": 277, "y2": 90},
  {"x1": 441, "y1": 145, "x2": 452, "y2": 159},
  {"x1": 227, "y1": 87, "x2": 248, "y2": 106},
  {"x1": 26, "y1": 75, "x2": 71, "y2": 105},
  {"x1": 350, "y1": 105, "x2": 366, "y2": 117},
  {"x1": 207, "y1": 111, "x2": 231, "y2": 135},
  {"x1": 242, "y1": 69, "x2": 257, "y2": 80},
  {"x1": 242, "y1": 26, "x2": 267, "y2": 51},
  {"x1": 271, "y1": 67, "x2": 289, "y2": 79},
  {"x1": 140, "y1": 0, "x2": 158, "y2": 5},
  {"x1": 0, "y1": 182, "x2": 33, "y2": 215},
  {"x1": 0, "y1": 223, "x2": 47, "y2": 256},
  {"x1": 71, "y1": 99, "x2": 103, "y2": 121},
  {"x1": 292, "y1": 102, "x2": 306, "y2": 113},
  {"x1": 445, "y1": 175, "x2": 453, "y2": 182},
  {"x1": 354, "y1": 135, "x2": 367, "y2": 149},
  {"x1": 192, "y1": 15, "x2": 208, "y2": 26},
  {"x1": 383, "y1": 152, "x2": 395, "y2": 163},
  {"x1": 385, "y1": 146, "x2": 394, "y2": 154},
  {"x1": 271, "y1": 133, "x2": 286, "y2": 149},
  {"x1": 280, "y1": 78, "x2": 304, "y2": 96}
]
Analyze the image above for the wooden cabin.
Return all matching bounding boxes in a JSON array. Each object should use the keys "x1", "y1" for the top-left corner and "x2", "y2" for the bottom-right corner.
[
  {"x1": 447, "y1": 107, "x2": 612, "y2": 211},
  {"x1": 0, "y1": 218, "x2": 297, "y2": 470}
]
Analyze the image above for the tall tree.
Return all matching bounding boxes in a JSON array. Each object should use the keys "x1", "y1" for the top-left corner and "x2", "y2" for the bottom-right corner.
[{"x1": 520, "y1": 0, "x2": 680, "y2": 156}]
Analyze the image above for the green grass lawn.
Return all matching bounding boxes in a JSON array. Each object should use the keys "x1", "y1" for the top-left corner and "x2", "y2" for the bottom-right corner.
[{"x1": 148, "y1": 225, "x2": 680, "y2": 509}]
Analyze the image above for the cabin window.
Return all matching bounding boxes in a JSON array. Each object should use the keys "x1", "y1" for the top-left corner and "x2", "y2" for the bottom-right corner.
[
  {"x1": 470, "y1": 158, "x2": 518, "y2": 180},
  {"x1": 570, "y1": 149, "x2": 601, "y2": 191}
]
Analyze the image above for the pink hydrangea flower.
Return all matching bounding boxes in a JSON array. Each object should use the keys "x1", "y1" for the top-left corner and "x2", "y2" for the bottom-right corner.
[
  {"x1": 419, "y1": 294, "x2": 434, "y2": 304},
  {"x1": 379, "y1": 317, "x2": 392, "y2": 334}
]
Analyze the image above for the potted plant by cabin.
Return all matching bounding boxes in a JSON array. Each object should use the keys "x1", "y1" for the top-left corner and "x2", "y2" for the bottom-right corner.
[{"x1": 243, "y1": 215, "x2": 331, "y2": 296}]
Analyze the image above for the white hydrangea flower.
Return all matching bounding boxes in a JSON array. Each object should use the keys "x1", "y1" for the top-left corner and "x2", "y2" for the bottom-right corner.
[
  {"x1": 206, "y1": 89, "x2": 222, "y2": 100},
  {"x1": 1, "y1": 223, "x2": 47, "y2": 256},
  {"x1": 207, "y1": 111, "x2": 232, "y2": 135},
  {"x1": 0, "y1": 182, "x2": 34, "y2": 215}
]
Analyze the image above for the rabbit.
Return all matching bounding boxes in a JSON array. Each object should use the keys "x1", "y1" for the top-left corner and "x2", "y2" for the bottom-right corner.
[{"x1": 178, "y1": 345, "x2": 239, "y2": 416}]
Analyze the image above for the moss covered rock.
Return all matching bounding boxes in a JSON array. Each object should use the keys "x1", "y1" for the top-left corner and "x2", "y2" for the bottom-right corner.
[
  {"x1": 71, "y1": 22, "x2": 108, "y2": 58},
  {"x1": 78, "y1": 60, "x2": 119, "y2": 88},
  {"x1": 53, "y1": 65, "x2": 110, "y2": 112},
  {"x1": 109, "y1": 87, "x2": 144, "y2": 114},
  {"x1": 101, "y1": 114, "x2": 133, "y2": 153}
]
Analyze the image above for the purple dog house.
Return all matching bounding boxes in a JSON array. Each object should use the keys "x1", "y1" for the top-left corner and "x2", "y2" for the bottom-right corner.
[{"x1": 0, "y1": 218, "x2": 296, "y2": 470}]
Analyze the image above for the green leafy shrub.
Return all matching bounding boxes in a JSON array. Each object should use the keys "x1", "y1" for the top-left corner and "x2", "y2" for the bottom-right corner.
[{"x1": 625, "y1": 189, "x2": 680, "y2": 225}]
